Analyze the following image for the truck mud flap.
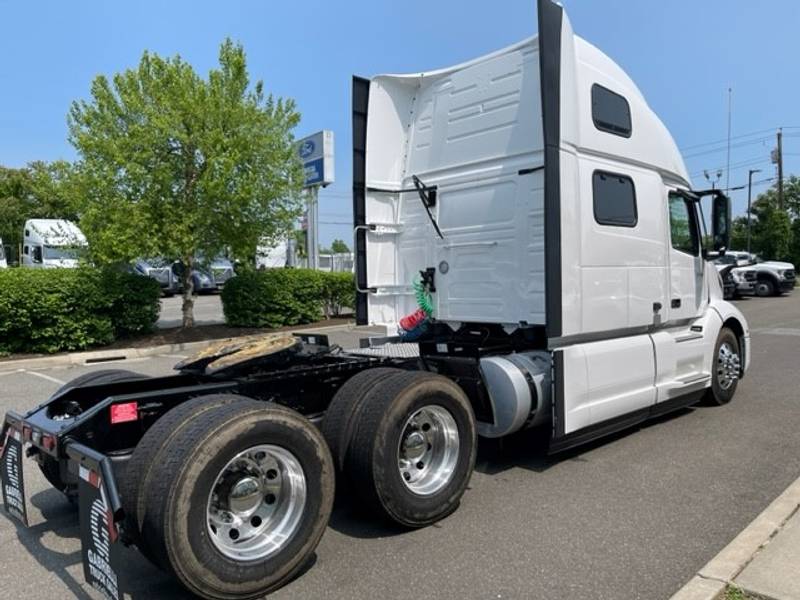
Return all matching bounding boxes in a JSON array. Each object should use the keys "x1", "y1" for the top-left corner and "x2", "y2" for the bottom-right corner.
[
  {"x1": 1, "y1": 416, "x2": 29, "y2": 526},
  {"x1": 68, "y1": 443, "x2": 127, "y2": 600}
]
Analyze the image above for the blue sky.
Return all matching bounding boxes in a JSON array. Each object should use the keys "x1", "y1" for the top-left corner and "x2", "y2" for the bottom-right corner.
[{"x1": 1, "y1": 0, "x2": 798, "y2": 246}]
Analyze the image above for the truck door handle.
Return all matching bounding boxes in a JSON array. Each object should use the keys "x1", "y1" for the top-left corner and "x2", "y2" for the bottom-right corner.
[{"x1": 671, "y1": 298, "x2": 681, "y2": 308}]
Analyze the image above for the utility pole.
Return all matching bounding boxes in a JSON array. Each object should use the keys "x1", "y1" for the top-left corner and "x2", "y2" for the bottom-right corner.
[
  {"x1": 725, "y1": 88, "x2": 732, "y2": 193},
  {"x1": 777, "y1": 128, "x2": 784, "y2": 211},
  {"x1": 746, "y1": 168, "x2": 761, "y2": 254}
]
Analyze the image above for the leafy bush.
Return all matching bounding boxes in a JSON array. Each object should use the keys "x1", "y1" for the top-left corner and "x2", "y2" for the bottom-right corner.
[
  {"x1": 0, "y1": 268, "x2": 161, "y2": 354},
  {"x1": 321, "y1": 272, "x2": 355, "y2": 317},
  {"x1": 222, "y1": 269, "x2": 355, "y2": 327}
]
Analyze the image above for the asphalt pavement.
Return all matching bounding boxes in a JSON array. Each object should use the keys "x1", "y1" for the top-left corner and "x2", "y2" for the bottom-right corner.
[
  {"x1": 1, "y1": 294, "x2": 799, "y2": 599},
  {"x1": 158, "y1": 294, "x2": 224, "y2": 328}
]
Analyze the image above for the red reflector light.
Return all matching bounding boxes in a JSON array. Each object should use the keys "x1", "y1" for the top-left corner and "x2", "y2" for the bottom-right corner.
[
  {"x1": 22, "y1": 425, "x2": 32, "y2": 441},
  {"x1": 110, "y1": 402, "x2": 139, "y2": 425},
  {"x1": 42, "y1": 434, "x2": 56, "y2": 451}
]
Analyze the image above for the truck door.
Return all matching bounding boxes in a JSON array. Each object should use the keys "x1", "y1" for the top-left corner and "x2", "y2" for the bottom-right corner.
[
  {"x1": 666, "y1": 193, "x2": 705, "y2": 322},
  {"x1": 650, "y1": 191, "x2": 712, "y2": 400}
]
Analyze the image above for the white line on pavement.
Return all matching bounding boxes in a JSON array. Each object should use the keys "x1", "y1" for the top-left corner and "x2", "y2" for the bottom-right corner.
[
  {"x1": 25, "y1": 371, "x2": 66, "y2": 385},
  {"x1": 158, "y1": 354, "x2": 188, "y2": 359},
  {"x1": 0, "y1": 369, "x2": 27, "y2": 378}
]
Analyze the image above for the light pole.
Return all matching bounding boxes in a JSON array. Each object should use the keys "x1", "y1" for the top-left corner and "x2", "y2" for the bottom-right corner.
[
  {"x1": 704, "y1": 169, "x2": 723, "y2": 192},
  {"x1": 746, "y1": 168, "x2": 761, "y2": 254}
]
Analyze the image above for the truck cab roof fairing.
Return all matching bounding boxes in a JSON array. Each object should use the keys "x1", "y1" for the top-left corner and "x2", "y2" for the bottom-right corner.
[{"x1": 352, "y1": 0, "x2": 690, "y2": 334}]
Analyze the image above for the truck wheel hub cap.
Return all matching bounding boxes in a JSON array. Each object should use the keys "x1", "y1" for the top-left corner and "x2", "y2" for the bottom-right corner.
[
  {"x1": 717, "y1": 342, "x2": 740, "y2": 391},
  {"x1": 207, "y1": 444, "x2": 306, "y2": 561},
  {"x1": 397, "y1": 405, "x2": 459, "y2": 496}
]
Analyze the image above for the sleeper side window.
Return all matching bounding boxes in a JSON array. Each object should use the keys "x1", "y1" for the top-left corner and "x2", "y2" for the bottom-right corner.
[
  {"x1": 591, "y1": 84, "x2": 632, "y2": 137},
  {"x1": 593, "y1": 171, "x2": 637, "y2": 227},
  {"x1": 668, "y1": 194, "x2": 699, "y2": 256}
]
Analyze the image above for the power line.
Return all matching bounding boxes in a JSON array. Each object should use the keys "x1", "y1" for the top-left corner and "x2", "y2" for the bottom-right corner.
[
  {"x1": 683, "y1": 136, "x2": 773, "y2": 159},
  {"x1": 680, "y1": 126, "x2": 800, "y2": 151},
  {"x1": 690, "y1": 156, "x2": 773, "y2": 178}
]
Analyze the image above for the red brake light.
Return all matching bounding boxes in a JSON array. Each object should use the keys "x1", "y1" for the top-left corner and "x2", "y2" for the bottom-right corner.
[
  {"x1": 110, "y1": 401, "x2": 139, "y2": 425},
  {"x1": 42, "y1": 434, "x2": 56, "y2": 452}
]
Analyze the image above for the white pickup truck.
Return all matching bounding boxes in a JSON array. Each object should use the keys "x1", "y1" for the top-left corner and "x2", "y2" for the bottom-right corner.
[{"x1": 722, "y1": 251, "x2": 795, "y2": 297}]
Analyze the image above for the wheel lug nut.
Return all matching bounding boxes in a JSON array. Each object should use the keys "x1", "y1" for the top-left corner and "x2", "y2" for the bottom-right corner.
[
  {"x1": 265, "y1": 493, "x2": 276, "y2": 505},
  {"x1": 403, "y1": 472, "x2": 411, "y2": 481},
  {"x1": 416, "y1": 461, "x2": 424, "y2": 470}
]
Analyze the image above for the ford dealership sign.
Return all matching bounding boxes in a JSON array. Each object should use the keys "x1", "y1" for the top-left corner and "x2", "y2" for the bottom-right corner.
[{"x1": 297, "y1": 131, "x2": 334, "y2": 187}]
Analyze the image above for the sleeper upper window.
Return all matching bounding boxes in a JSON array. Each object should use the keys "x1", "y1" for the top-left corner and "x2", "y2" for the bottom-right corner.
[
  {"x1": 592, "y1": 84, "x2": 632, "y2": 137},
  {"x1": 593, "y1": 171, "x2": 637, "y2": 227}
]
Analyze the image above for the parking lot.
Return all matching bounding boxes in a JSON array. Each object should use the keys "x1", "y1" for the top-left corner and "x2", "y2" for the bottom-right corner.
[
  {"x1": 158, "y1": 294, "x2": 224, "y2": 328},
  {"x1": 1, "y1": 294, "x2": 799, "y2": 599}
]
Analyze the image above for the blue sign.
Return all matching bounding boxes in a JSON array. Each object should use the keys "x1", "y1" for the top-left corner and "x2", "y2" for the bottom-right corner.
[
  {"x1": 297, "y1": 131, "x2": 334, "y2": 188},
  {"x1": 303, "y1": 158, "x2": 325, "y2": 186}
]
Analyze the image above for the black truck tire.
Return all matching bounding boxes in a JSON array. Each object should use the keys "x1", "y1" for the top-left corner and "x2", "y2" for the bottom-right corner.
[
  {"x1": 755, "y1": 277, "x2": 776, "y2": 297},
  {"x1": 705, "y1": 327, "x2": 742, "y2": 406},
  {"x1": 39, "y1": 369, "x2": 147, "y2": 497},
  {"x1": 120, "y1": 394, "x2": 244, "y2": 560},
  {"x1": 346, "y1": 371, "x2": 477, "y2": 528},
  {"x1": 321, "y1": 367, "x2": 405, "y2": 472},
  {"x1": 139, "y1": 401, "x2": 335, "y2": 599}
]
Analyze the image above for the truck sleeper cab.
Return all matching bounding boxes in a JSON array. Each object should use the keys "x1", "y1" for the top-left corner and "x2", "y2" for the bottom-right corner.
[
  {"x1": 353, "y1": 0, "x2": 749, "y2": 447},
  {"x1": 21, "y1": 218, "x2": 87, "y2": 268},
  {"x1": 1, "y1": 2, "x2": 749, "y2": 600}
]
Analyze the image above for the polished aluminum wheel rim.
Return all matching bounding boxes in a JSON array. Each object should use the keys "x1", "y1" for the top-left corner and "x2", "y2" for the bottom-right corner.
[
  {"x1": 717, "y1": 342, "x2": 741, "y2": 391},
  {"x1": 397, "y1": 405, "x2": 459, "y2": 496},
  {"x1": 207, "y1": 444, "x2": 306, "y2": 561}
]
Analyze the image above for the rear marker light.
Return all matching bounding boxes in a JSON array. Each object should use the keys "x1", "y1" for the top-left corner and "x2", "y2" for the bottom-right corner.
[
  {"x1": 42, "y1": 434, "x2": 56, "y2": 452},
  {"x1": 110, "y1": 401, "x2": 139, "y2": 425}
]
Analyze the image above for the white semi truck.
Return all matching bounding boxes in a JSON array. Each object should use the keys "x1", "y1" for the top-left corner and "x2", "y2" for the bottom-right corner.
[
  {"x1": 1, "y1": 2, "x2": 749, "y2": 599},
  {"x1": 20, "y1": 218, "x2": 87, "y2": 268}
]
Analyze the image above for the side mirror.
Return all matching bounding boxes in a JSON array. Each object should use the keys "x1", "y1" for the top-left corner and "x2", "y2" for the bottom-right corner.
[
  {"x1": 32, "y1": 246, "x2": 43, "y2": 264},
  {"x1": 712, "y1": 194, "x2": 731, "y2": 253}
]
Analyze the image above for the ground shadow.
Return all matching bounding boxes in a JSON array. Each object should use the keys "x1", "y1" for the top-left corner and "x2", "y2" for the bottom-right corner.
[
  {"x1": 6, "y1": 488, "x2": 195, "y2": 600},
  {"x1": 327, "y1": 406, "x2": 696, "y2": 540}
]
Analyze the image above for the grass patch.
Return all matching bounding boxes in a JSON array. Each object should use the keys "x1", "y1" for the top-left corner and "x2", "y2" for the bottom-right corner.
[{"x1": 725, "y1": 585, "x2": 758, "y2": 600}]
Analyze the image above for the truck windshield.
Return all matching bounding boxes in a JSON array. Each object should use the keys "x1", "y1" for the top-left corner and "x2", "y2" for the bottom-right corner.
[{"x1": 43, "y1": 245, "x2": 84, "y2": 260}]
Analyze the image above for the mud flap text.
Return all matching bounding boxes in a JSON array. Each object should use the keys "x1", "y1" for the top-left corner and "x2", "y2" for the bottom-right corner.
[
  {"x1": 1, "y1": 430, "x2": 28, "y2": 526},
  {"x1": 78, "y1": 468, "x2": 124, "y2": 600}
]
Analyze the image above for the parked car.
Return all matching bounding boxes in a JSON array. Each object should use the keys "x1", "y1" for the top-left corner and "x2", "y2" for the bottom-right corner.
[
  {"x1": 725, "y1": 251, "x2": 795, "y2": 297},
  {"x1": 713, "y1": 255, "x2": 756, "y2": 299}
]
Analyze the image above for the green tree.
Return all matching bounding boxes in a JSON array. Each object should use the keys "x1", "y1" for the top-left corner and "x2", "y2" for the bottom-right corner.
[
  {"x1": 0, "y1": 161, "x2": 80, "y2": 263},
  {"x1": 729, "y1": 216, "x2": 749, "y2": 252},
  {"x1": 750, "y1": 192, "x2": 793, "y2": 261},
  {"x1": 330, "y1": 239, "x2": 350, "y2": 254},
  {"x1": 68, "y1": 40, "x2": 304, "y2": 326}
]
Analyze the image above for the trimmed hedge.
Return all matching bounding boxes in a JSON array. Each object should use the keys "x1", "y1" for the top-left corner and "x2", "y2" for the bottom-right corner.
[
  {"x1": 321, "y1": 271, "x2": 356, "y2": 318},
  {"x1": 222, "y1": 269, "x2": 355, "y2": 328},
  {"x1": 0, "y1": 268, "x2": 161, "y2": 354}
]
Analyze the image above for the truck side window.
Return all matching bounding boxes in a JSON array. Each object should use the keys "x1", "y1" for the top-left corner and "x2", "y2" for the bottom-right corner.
[
  {"x1": 593, "y1": 171, "x2": 637, "y2": 227},
  {"x1": 591, "y1": 84, "x2": 632, "y2": 137},
  {"x1": 668, "y1": 194, "x2": 699, "y2": 256}
]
